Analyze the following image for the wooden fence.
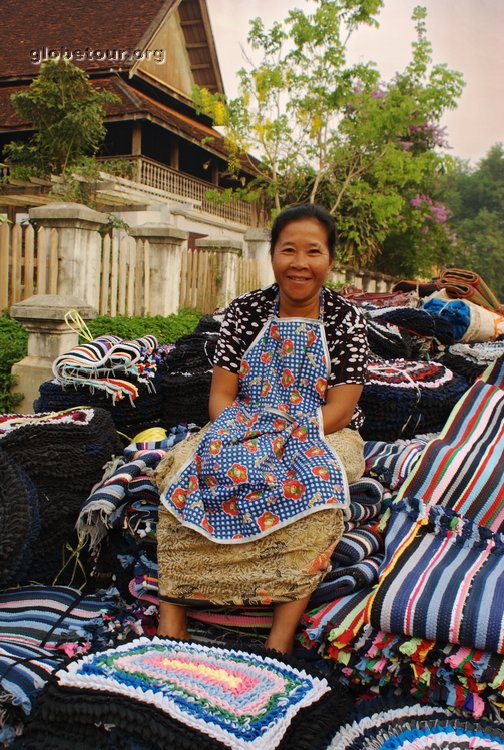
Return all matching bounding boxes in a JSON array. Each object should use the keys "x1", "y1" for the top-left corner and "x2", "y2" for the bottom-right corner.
[
  {"x1": 0, "y1": 224, "x2": 262, "y2": 315},
  {"x1": 0, "y1": 221, "x2": 58, "y2": 311}
]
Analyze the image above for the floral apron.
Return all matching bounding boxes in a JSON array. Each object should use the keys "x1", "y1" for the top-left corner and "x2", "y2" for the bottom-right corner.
[{"x1": 160, "y1": 294, "x2": 350, "y2": 542}]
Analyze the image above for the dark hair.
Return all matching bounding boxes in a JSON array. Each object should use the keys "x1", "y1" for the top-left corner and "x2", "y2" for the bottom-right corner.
[{"x1": 269, "y1": 204, "x2": 337, "y2": 260}]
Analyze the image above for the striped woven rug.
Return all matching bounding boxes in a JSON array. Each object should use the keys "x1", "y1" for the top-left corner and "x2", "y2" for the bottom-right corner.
[{"x1": 395, "y1": 354, "x2": 504, "y2": 530}]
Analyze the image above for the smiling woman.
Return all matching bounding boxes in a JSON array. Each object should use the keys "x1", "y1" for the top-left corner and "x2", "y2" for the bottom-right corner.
[{"x1": 155, "y1": 204, "x2": 369, "y2": 655}]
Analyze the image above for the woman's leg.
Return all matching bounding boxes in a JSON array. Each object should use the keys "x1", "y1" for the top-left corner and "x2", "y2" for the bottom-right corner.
[
  {"x1": 158, "y1": 601, "x2": 190, "y2": 640},
  {"x1": 266, "y1": 594, "x2": 311, "y2": 655}
]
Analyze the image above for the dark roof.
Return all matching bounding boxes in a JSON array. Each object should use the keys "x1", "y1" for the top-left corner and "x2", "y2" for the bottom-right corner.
[
  {"x1": 0, "y1": 75, "x2": 230, "y2": 159},
  {"x1": 0, "y1": 0, "x2": 223, "y2": 93},
  {"x1": 0, "y1": 0, "x2": 171, "y2": 78}
]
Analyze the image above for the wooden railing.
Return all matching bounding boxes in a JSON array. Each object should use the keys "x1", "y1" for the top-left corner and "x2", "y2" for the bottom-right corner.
[{"x1": 99, "y1": 155, "x2": 255, "y2": 227}]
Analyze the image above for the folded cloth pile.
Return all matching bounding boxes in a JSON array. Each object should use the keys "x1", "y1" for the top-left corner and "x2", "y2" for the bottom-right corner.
[
  {"x1": 359, "y1": 359, "x2": 468, "y2": 442},
  {"x1": 0, "y1": 585, "x2": 119, "y2": 746},
  {"x1": 15, "y1": 637, "x2": 353, "y2": 750},
  {"x1": 423, "y1": 289, "x2": 504, "y2": 343},
  {"x1": 161, "y1": 317, "x2": 221, "y2": 428},
  {"x1": 366, "y1": 319, "x2": 411, "y2": 360},
  {"x1": 363, "y1": 434, "x2": 433, "y2": 492},
  {"x1": 0, "y1": 449, "x2": 40, "y2": 588},
  {"x1": 438, "y1": 341, "x2": 504, "y2": 384},
  {"x1": 0, "y1": 409, "x2": 122, "y2": 584},
  {"x1": 438, "y1": 267, "x2": 504, "y2": 314},
  {"x1": 75, "y1": 428, "x2": 191, "y2": 595},
  {"x1": 35, "y1": 337, "x2": 171, "y2": 440},
  {"x1": 327, "y1": 695, "x2": 504, "y2": 749}
]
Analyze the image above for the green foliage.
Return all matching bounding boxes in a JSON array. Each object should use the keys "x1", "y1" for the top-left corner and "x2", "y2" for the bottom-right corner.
[
  {"x1": 194, "y1": 1, "x2": 464, "y2": 271},
  {"x1": 0, "y1": 315, "x2": 28, "y2": 413},
  {"x1": 85, "y1": 309, "x2": 202, "y2": 344},
  {"x1": 4, "y1": 57, "x2": 118, "y2": 178},
  {"x1": 442, "y1": 144, "x2": 504, "y2": 301}
]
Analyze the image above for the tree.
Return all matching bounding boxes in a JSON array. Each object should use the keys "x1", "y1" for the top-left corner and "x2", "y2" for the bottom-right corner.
[
  {"x1": 193, "y1": 2, "x2": 464, "y2": 269},
  {"x1": 4, "y1": 57, "x2": 118, "y2": 178},
  {"x1": 441, "y1": 144, "x2": 504, "y2": 300}
]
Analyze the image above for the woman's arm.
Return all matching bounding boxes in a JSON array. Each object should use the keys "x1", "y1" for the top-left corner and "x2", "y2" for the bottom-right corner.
[
  {"x1": 321, "y1": 383, "x2": 363, "y2": 435},
  {"x1": 208, "y1": 365, "x2": 239, "y2": 421}
]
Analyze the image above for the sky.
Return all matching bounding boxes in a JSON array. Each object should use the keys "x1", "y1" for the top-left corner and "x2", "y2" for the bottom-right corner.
[{"x1": 206, "y1": 0, "x2": 504, "y2": 165}]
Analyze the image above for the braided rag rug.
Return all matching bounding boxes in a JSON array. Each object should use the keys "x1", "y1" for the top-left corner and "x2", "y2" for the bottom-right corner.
[
  {"x1": 18, "y1": 636, "x2": 352, "y2": 750},
  {"x1": 328, "y1": 696, "x2": 504, "y2": 750}
]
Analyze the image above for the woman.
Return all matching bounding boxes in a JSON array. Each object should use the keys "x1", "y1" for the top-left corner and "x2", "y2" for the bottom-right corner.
[{"x1": 155, "y1": 204, "x2": 368, "y2": 654}]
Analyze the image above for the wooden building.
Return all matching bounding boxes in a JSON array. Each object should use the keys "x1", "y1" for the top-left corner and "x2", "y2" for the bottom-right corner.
[{"x1": 0, "y1": 0, "x2": 260, "y2": 235}]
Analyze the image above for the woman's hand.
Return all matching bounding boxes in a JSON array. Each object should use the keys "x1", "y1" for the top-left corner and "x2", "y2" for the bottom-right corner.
[
  {"x1": 321, "y1": 384, "x2": 363, "y2": 435},
  {"x1": 208, "y1": 365, "x2": 239, "y2": 421}
]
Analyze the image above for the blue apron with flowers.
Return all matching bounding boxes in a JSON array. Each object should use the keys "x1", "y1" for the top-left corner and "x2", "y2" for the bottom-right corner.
[{"x1": 161, "y1": 295, "x2": 350, "y2": 542}]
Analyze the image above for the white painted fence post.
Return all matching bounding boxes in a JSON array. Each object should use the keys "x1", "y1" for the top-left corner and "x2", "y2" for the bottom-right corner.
[
  {"x1": 129, "y1": 224, "x2": 188, "y2": 316},
  {"x1": 29, "y1": 203, "x2": 107, "y2": 310},
  {"x1": 243, "y1": 227, "x2": 274, "y2": 287},
  {"x1": 195, "y1": 237, "x2": 242, "y2": 309},
  {"x1": 10, "y1": 294, "x2": 96, "y2": 413}
]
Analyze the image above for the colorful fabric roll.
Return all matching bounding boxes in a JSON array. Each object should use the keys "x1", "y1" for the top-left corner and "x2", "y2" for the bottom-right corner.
[
  {"x1": 327, "y1": 696, "x2": 504, "y2": 749},
  {"x1": 438, "y1": 341, "x2": 504, "y2": 384},
  {"x1": 438, "y1": 267, "x2": 504, "y2": 313},
  {"x1": 308, "y1": 556, "x2": 382, "y2": 608},
  {"x1": 332, "y1": 525, "x2": 383, "y2": 565},
  {"x1": 52, "y1": 335, "x2": 159, "y2": 403},
  {"x1": 17, "y1": 637, "x2": 353, "y2": 750},
  {"x1": 366, "y1": 497, "x2": 504, "y2": 654},
  {"x1": 301, "y1": 588, "x2": 373, "y2": 648},
  {"x1": 359, "y1": 359, "x2": 469, "y2": 442},
  {"x1": 395, "y1": 357, "x2": 504, "y2": 530},
  {"x1": 364, "y1": 435, "x2": 433, "y2": 491}
]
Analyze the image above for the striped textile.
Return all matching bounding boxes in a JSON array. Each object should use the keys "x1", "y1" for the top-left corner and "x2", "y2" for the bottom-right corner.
[
  {"x1": 395, "y1": 355, "x2": 504, "y2": 531},
  {"x1": 366, "y1": 497, "x2": 504, "y2": 654},
  {"x1": 308, "y1": 556, "x2": 382, "y2": 608},
  {"x1": 52, "y1": 335, "x2": 159, "y2": 403},
  {"x1": 364, "y1": 435, "x2": 432, "y2": 491},
  {"x1": 76, "y1": 448, "x2": 166, "y2": 550},
  {"x1": 301, "y1": 588, "x2": 373, "y2": 648},
  {"x1": 332, "y1": 525, "x2": 383, "y2": 565}
]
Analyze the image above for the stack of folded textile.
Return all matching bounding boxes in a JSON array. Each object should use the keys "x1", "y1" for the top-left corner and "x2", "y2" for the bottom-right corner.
[
  {"x1": 308, "y1": 479, "x2": 384, "y2": 609},
  {"x1": 0, "y1": 409, "x2": 122, "y2": 584},
  {"x1": 0, "y1": 585, "x2": 121, "y2": 745},
  {"x1": 359, "y1": 359, "x2": 468, "y2": 441},
  {"x1": 35, "y1": 336, "x2": 170, "y2": 440},
  {"x1": 161, "y1": 316, "x2": 221, "y2": 428}
]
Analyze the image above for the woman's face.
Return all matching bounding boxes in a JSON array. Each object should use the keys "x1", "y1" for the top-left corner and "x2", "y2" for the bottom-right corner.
[{"x1": 271, "y1": 218, "x2": 332, "y2": 308}]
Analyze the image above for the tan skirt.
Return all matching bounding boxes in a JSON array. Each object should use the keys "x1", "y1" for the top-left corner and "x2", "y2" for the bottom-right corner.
[
  {"x1": 157, "y1": 505, "x2": 344, "y2": 606},
  {"x1": 154, "y1": 425, "x2": 362, "y2": 606}
]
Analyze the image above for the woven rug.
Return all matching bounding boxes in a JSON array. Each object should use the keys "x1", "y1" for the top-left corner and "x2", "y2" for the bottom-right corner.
[
  {"x1": 17, "y1": 636, "x2": 352, "y2": 750},
  {"x1": 395, "y1": 361, "x2": 504, "y2": 530},
  {"x1": 327, "y1": 696, "x2": 504, "y2": 749},
  {"x1": 366, "y1": 497, "x2": 504, "y2": 654},
  {"x1": 359, "y1": 359, "x2": 468, "y2": 441}
]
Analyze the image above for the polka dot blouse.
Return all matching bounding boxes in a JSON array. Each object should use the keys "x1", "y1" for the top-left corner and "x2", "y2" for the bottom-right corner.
[{"x1": 214, "y1": 284, "x2": 369, "y2": 428}]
